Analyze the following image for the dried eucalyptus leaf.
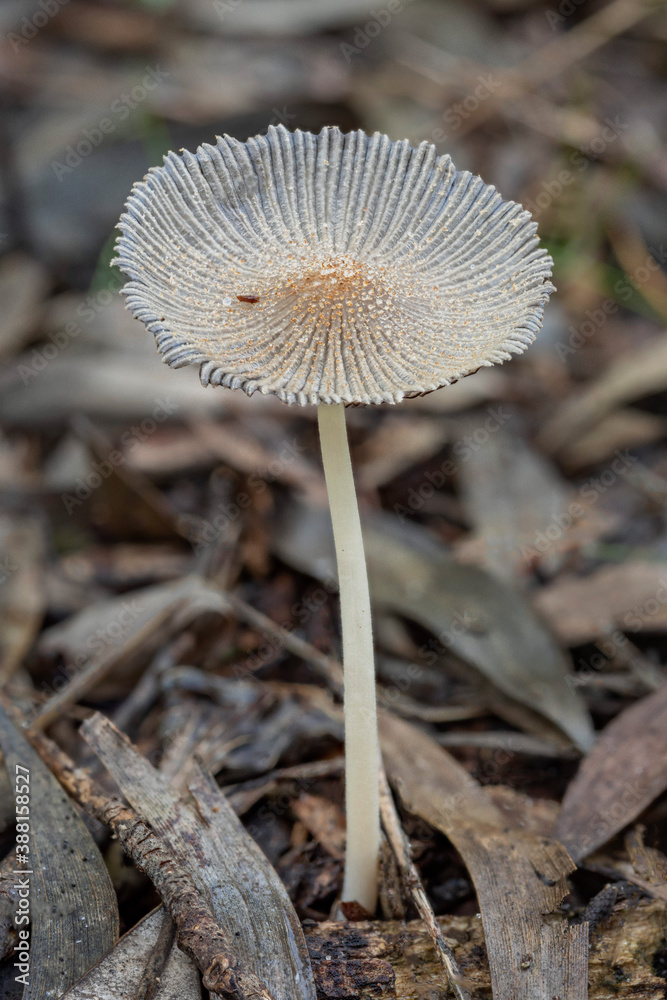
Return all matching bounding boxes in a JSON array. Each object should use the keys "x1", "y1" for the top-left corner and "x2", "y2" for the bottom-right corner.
[
  {"x1": 0, "y1": 704, "x2": 118, "y2": 1000},
  {"x1": 275, "y1": 501, "x2": 594, "y2": 751},
  {"x1": 63, "y1": 907, "x2": 200, "y2": 1000},
  {"x1": 380, "y1": 712, "x2": 588, "y2": 1000},
  {"x1": 554, "y1": 683, "x2": 667, "y2": 862}
]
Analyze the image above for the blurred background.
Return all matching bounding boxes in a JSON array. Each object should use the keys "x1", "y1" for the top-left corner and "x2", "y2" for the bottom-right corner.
[{"x1": 1, "y1": 0, "x2": 667, "y2": 936}]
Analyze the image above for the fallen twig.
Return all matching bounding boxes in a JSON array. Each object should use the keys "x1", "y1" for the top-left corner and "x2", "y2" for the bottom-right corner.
[
  {"x1": 379, "y1": 767, "x2": 472, "y2": 1000},
  {"x1": 22, "y1": 723, "x2": 276, "y2": 1000}
]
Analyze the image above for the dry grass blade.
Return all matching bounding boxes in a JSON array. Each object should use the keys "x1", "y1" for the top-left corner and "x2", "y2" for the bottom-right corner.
[
  {"x1": 554, "y1": 683, "x2": 667, "y2": 863},
  {"x1": 62, "y1": 907, "x2": 200, "y2": 1000},
  {"x1": 81, "y1": 713, "x2": 317, "y2": 1000},
  {"x1": 379, "y1": 712, "x2": 588, "y2": 1000},
  {"x1": 222, "y1": 589, "x2": 344, "y2": 695},
  {"x1": 378, "y1": 767, "x2": 471, "y2": 1000},
  {"x1": 0, "y1": 702, "x2": 119, "y2": 1000}
]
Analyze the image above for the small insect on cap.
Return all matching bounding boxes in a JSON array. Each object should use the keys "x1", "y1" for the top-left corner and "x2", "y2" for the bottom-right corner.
[{"x1": 114, "y1": 125, "x2": 554, "y2": 406}]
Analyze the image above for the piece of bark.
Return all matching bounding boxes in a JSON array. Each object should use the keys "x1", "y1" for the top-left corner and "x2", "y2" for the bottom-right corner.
[
  {"x1": 554, "y1": 683, "x2": 667, "y2": 863},
  {"x1": 25, "y1": 722, "x2": 280, "y2": 999},
  {"x1": 0, "y1": 876, "x2": 17, "y2": 960},
  {"x1": 379, "y1": 712, "x2": 588, "y2": 1000},
  {"x1": 304, "y1": 900, "x2": 667, "y2": 999},
  {"x1": 81, "y1": 713, "x2": 317, "y2": 1000}
]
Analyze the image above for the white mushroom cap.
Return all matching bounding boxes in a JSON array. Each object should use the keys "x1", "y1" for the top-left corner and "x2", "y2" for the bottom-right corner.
[{"x1": 114, "y1": 125, "x2": 554, "y2": 406}]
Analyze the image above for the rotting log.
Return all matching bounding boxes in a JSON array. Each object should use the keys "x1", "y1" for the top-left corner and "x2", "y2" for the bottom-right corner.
[{"x1": 305, "y1": 901, "x2": 667, "y2": 999}]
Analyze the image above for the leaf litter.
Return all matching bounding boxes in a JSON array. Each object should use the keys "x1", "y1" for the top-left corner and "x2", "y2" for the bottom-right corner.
[
  {"x1": 1, "y1": 0, "x2": 667, "y2": 996},
  {"x1": 0, "y1": 702, "x2": 119, "y2": 1000}
]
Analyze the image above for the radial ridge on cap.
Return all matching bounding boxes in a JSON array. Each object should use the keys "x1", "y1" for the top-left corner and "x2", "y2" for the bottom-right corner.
[{"x1": 114, "y1": 124, "x2": 554, "y2": 406}]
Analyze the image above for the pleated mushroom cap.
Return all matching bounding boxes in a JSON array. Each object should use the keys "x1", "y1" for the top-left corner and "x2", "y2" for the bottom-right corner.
[{"x1": 114, "y1": 125, "x2": 554, "y2": 406}]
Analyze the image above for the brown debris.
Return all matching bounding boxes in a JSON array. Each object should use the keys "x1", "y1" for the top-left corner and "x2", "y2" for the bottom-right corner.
[
  {"x1": 23, "y1": 722, "x2": 280, "y2": 1000},
  {"x1": 304, "y1": 900, "x2": 667, "y2": 998},
  {"x1": 555, "y1": 683, "x2": 667, "y2": 863},
  {"x1": 380, "y1": 712, "x2": 588, "y2": 1000}
]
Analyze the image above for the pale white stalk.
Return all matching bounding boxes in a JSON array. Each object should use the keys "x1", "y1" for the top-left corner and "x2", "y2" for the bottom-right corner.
[{"x1": 317, "y1": 402, "x2": 379, "y2": 914}]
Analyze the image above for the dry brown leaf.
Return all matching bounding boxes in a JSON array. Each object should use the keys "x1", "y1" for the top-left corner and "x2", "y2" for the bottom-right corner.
[
  {"x1": 276, "y1": 501, "x2": 594, "y2": 750},
  {"x1": 291, "y1": 793, "x2": 346, "y2": 860},
  {"x1": 538, "y1": 337, "x2": 667, "y2": 455},
  {"x1": 379, "y1": 712, "x2": 588, "y2": 1000},
  {"x1": 558, "y1": 409, "x2": 667, "y2": 473},
  {"x1": 455, "y1": 422, "x2": 572, "y2": 579},
  {"x1": 188, "y1": 416, "x2": 326, "y2": 504},
  {"x1": 0, "y1": 703, "x2": 119, "y2": 1000},
  {"x1": 356, "y1": 413, "x2": 450, "y2": 491},
  {"x1": 534, "y1": 562, "x2": 667, "y2": 645},
  {"x1": 0, "y1": 514, "x2": 45, "y2": 683},
  {"x1": 554, "y1": 683, "x2": 667, "y2": 862},
  {"x1": 63, "y1": 907, "x2": 201, "y2": 1000},
  {"x1": 0, "y1": 253, "x2": 51, "y2": 361},
  {"x1": 38, "y1": 575, "x2": 225, "y2": 667}
]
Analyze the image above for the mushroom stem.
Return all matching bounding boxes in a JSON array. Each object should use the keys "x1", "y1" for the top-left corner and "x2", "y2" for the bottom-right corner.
[{"x1": 317, "y1": 402, "x2": 379, "y2": 915}]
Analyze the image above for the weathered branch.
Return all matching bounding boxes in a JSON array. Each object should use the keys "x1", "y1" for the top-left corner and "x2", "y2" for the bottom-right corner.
[{"x1": 25, "y1": 727, "x2": 275, "y2": 1000}]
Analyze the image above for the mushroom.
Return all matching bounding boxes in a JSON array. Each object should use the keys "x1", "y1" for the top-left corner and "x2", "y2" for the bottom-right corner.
[{"x1": 113, "y1": 125, "x2": 554, "y2": 915}]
